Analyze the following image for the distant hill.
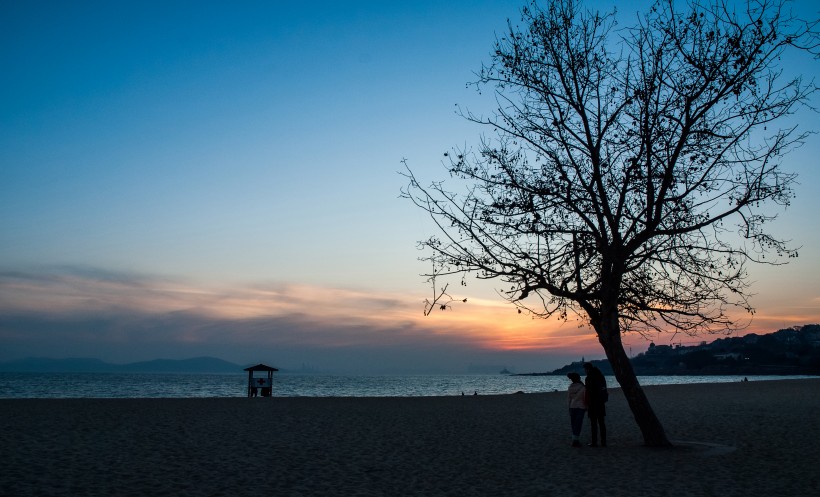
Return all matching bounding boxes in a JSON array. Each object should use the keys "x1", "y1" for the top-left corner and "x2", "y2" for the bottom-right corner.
[
  {"x1": 0, "y1": 356, "x2": 244, "y2": 374},
  {"x1": 524, "y1": 324, "x2": 820, "y2": 376},
  {"x1": 119, "y1": 357, "x2": 242, "y2": 373}
]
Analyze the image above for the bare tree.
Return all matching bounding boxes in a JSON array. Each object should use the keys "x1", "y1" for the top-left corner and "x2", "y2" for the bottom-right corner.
[{"x1": 402, "y1": 0, "x2": 818, "y2": 446}]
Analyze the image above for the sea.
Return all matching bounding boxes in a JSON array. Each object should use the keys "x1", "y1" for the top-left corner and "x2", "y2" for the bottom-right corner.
[{"x1": 0, "y1": 372, "x2": 814, "y2": 399}]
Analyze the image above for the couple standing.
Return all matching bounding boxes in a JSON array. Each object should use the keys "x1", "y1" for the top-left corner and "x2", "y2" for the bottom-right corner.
[{"x1": 567, "y1": 362, "x2": 607, "y2": 447}]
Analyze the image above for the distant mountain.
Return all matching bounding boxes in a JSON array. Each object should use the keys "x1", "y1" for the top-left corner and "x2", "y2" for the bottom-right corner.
[
  {"x1": 522, "y1": 324, "x2": 820, "y2": 376},
  {"x1": 118, "y1": 357, "x2": 242, "y2": 373},
  {"x1": 0, "y1": 356, "x2": 244, "y2": 374}
]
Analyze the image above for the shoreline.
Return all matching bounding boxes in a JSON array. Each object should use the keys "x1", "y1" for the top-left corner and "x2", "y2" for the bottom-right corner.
[
  {"x1": 3, "y1": 379, "x2": 819, "y2": 496},
  {"x1": 2, "y1": 371, "x2": 814, "y2": 400},
  {"x1": 513, "y1": 371, "x2": 820, "y2": 377}
]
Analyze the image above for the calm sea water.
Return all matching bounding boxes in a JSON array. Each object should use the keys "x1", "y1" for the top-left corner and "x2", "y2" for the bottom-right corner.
[{"x1": 0, "y1": 372, "x2": 814, "y2": 399}]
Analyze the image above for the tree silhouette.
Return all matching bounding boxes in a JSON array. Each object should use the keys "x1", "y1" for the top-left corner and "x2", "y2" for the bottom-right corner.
[{"x1": 403, "y1": 0, "x2": 818, "y2": 446}]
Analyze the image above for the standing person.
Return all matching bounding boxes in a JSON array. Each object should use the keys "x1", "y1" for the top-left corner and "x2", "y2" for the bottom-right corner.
[
  {"x1": 583, "y1": 362, "x2": 607, "y2": 447},
  {"x1": 566, "y1": 372, "x2": 586, "y2": 447}
]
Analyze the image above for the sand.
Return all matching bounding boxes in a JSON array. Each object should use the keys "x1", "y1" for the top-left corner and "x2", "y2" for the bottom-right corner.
[{"x1": 1, "y1": 379, "x2": 819, "y2": 497}]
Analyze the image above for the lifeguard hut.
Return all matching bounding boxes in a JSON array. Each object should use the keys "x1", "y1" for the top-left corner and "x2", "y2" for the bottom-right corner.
[{"x1": 244, "y1": 363, "x2": 278, "y2": 397}]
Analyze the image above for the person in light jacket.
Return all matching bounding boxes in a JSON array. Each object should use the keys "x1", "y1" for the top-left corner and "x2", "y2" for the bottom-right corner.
[{"x1": 567, "y1": 372, "x2": 587, "y2": 447}]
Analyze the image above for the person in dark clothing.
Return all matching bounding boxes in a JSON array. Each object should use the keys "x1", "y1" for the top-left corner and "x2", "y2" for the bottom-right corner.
[{"x1": 583, "y1": 362, "x2": 607, "y2": 447}]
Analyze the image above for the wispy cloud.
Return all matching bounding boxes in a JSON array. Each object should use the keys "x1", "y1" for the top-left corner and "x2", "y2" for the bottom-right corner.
[
  {"x1": 5, "y1": 266, "x2": 813, "y2": 372},
  {"x1": 0, "y1": 267, "x2": 593, "y2": 372}
]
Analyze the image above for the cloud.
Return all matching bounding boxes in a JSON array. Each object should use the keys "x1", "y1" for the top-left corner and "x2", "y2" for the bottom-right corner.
[
  {"x1": 0, "y1": 267, "x2": 593, "y2": 372},
  {"x1": 9, "y1": 266, "x2": 811, "y2": 372}
]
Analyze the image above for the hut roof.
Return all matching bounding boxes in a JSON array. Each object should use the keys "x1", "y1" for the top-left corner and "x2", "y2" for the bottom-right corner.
[{"x1": 244, "y1": 363, "x2": 279, "y2": 372}]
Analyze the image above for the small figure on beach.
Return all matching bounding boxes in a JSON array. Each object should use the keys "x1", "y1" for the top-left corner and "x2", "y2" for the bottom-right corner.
[
  {"x1": 583, "y1": 362, "x2": 607, "y2": 447},
  {"x1": 567, "y1": 372, "x2": 587, "y2": 447}
]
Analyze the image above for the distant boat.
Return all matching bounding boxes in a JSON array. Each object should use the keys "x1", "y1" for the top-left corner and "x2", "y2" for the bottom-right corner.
[{"x1": 500, "y1": 368, "x2": 512, "y2": 375}]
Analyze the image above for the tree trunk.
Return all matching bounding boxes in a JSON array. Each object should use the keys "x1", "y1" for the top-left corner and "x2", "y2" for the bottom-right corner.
[{"x1": 596, "y1": 318, "x2": 673, "y2": 447}]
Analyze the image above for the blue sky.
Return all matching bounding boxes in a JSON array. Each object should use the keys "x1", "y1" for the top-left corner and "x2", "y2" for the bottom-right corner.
[{"x1": 1, "y1": 1, "x2": 819, "y2": 373}]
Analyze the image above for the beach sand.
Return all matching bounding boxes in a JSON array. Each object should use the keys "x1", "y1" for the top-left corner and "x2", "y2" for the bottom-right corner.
[{"x1": 1, "y1": 379, "x2": 818, "y2": 497}]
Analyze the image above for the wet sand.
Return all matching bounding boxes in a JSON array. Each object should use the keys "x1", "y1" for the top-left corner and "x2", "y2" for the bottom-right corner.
[{"x1": 1, "y1": 379, "x2": 818, "y2": 496}]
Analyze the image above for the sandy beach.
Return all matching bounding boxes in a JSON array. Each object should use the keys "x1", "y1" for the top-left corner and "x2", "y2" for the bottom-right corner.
[{"x1": 1, "y1": 379, "x2": 818, "y2": 497}]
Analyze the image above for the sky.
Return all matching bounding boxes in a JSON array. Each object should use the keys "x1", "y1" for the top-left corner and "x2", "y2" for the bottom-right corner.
[{"x1": 1, "y1": 0, "x2": 819, "y2": 374}]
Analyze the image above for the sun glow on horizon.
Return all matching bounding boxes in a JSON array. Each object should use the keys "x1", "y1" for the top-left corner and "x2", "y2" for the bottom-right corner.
[
  {"x1": 0, "y1": 269, "x2": 600, "y2": 352},
  {"x1": 1, "y1": 268, "x2": 816, "y2": 366}
]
